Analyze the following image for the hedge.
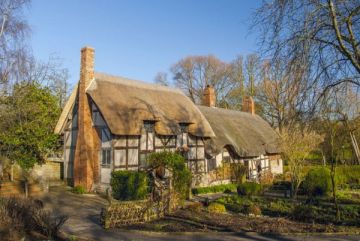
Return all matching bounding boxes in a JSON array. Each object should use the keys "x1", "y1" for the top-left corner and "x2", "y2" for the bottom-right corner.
[
  {"x1": 237, "y1": 182, "x2": 262, "y2": 197},
  {"x1": 110, "y1": 170, "x2": 150, "y2": 201},
  {"x1": 192, "y1": 183, "x2": 237, "y2": 195}
]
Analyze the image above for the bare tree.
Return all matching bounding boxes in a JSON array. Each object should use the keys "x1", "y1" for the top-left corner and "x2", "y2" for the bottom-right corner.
[
  {"x1": 154, "y1": 72, "x2": 169, "y2": 86},
  {"x1": 171, "y1": 55, "x2": 234, "y2": 105},
  {"x1": 253, "y1": 0, "x2": 360, "y2": 93},
  {"x1": 245, "y1": 54, "x2": 260, "y2": 97},
  {"x1": 280, "y1": 126, "x2": 324, "y2": 198},
  {"x1": 0, "y1": 0, "x2": 30, "y2": 92},
  {"x1": 255, "y1": 58, "x2": 311, "y2": 133}
]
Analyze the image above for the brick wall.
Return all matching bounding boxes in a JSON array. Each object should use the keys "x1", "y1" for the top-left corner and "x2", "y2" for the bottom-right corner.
[{"x1": 73, "y1": 47, "x2": 100, "y2": 191}]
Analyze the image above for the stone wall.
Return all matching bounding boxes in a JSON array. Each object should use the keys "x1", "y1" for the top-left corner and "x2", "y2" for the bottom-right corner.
[
  {"x1": 101, "y1": 199, "x2": 165, "y2": 228},
  {"x1": 31, "y1": 160, "x2": 63, "y2": 181}
]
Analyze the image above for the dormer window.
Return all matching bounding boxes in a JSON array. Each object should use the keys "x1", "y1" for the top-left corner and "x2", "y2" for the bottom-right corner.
[
  {"x1": 144, "y1": 120, "x2": 155, "y2": 133},
  {"x1": 179, "y1": 123, "x2": 189, "y2": 133}
]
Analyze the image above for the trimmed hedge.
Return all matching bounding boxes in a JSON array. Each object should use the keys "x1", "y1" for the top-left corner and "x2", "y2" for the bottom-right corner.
[
  {"x1": 302, "y1": 167, "x2": 331, "y2": 197},
  {"x1": 237, "y1": 182, "x2": 262, "y2": 197},
  {"x1": 192, "y1": 183, "x2": 237, "y2": 195},
  {"x1": 110, "y1": 170, "x2": 150, "y2": 201}
]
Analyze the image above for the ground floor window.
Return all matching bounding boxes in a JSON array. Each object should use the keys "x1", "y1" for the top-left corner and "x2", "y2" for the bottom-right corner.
[{"x1": 102, "y1": 148, "x2": 111, "y2": 168}]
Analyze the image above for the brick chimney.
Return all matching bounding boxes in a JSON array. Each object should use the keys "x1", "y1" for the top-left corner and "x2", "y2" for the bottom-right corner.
[
  {"x1": 74, "y1": 47, "x2": 100, "y2": 191},
  {"x1": 202, "y1": 85, "x2": 216, "y2": 107},
  {"x1": 242, "y1": 96, "x2": 255, "y2": 115}
]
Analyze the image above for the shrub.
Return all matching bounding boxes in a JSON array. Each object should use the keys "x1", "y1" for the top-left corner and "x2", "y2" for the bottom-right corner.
[
  {"x1": 245, "y1": 204, "x2": 262, "y2": 216},
  {"x1": 263, "y1": 200, "x2": 293, "y2": 217},
  {"x1": 192, "y1": 183, "x2": 237, "y2": 195},
  {"x1": 231, "y1": 164, "x2": 247, "y2": 184},
  {"x1": 72, "y1": 185, "x2": 86, "y2": 194},
  {"x1": 207, "y1": 203, "x2": 226, "y2": 214},
  {"x1": 303, "y1": 167, "x2": 331, "y2": 197},
  {"x1": 0, "y1": 197, "x2": 67, "y2": 240},
  {"x1": 147, "y1": 151, "x2": 191, "y2": 199},
  {"x1": 237, "y1": 182, "x2": 262, "y2": 197},
  {"x1": 292, "y1": 205, "x2": 319, "y2": 222},
  {"x1": 187, "y1": 202, "x2": 203, "y2": 213},
  {"x1": 110, "y1": 170, "x2": 149, "y2": 201},
  {"x1": 259, "y1": 171, "x2": 274, "y2": 184}
]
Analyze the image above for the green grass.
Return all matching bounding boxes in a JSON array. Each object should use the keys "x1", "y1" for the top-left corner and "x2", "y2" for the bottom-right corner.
[{"x1": 192, "y1": 183, "x2": 237, "y2": 195}]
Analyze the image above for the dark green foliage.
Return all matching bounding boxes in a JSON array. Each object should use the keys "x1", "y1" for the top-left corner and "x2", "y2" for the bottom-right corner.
[
  {"x1": 237, "y1": 182, "x2": 263, "y2": 197},
  {"x1": 110, "y1": 170, "x2": 150, "y2": 201},
  {"x1": 0, "y1": 82, "x2": 61, "y2": 169},
  {"x1": 72, "y1": 185, "x2": 86, "y2": 194},
  {"x1": 146, "y1": 151, "x2": 191, "y2": 199},
  {"x1": 192, "y1": 183, "x2": 237, "y2": 195},
  {"x1": 292, "y1": 205, "x2": 320, "y2": 222},
  {"x1": 217, "y1": 195, "x2": 254, "y2": 214},
  {"x1": 303, "y1": 167, "x2": 331, "y2": 197}
]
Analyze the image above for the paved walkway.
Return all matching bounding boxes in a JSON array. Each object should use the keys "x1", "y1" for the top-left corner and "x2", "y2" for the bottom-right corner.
[{"x1": 41, "y1": 187, "x2": 360, "y2": 241}]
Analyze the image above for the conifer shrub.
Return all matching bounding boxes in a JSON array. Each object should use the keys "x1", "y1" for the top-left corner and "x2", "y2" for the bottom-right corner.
[{"x1": 110, "y1": 170, "x2": 149, "y2": 201}]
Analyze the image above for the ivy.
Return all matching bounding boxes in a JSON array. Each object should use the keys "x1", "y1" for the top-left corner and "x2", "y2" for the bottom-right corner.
[{"x1": 146, "y1": 151, "x2": 191, "y2": 199}]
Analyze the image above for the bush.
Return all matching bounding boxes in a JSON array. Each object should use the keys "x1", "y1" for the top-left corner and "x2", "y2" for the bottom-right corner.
[
  {"x1": 187, "y1": 202, "x2": 203, "y2": 213},
  {"x1": 231, "y1": 164, "x2": 247, "y2": 184},
  {"x1": 245, "y1": 204, "x2": 262, "y2": 216},
  {"x1": 303, "y1": 167, "x2": 331, "y2": 197},
  {"x1": 263, "y1": 200, "x2": 293, "y2": 217},
  {"x1": 72, "y1": 185, "x2": 86, "y2": 194},
  {"x1": 237, "y1": 182, "x2": 262, "y2": 197},
  {"x1": 0, "y1": 197, "x2": 67, "y2": 240},
  {"x1": 292, "y1": 205, "x2": 320, "y2": 222},
  {"x1": 207, "y1": 203, "x2": 226, "y2": 214},
  {"x1": 192, "y1": 183, "x2": 237, "y2": 195},
  {"x1": 110, "y1": 170, "x2": 149, "y2": 201}
]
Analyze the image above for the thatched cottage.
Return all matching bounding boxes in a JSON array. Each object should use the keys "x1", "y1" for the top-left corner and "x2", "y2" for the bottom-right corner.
[{"x1": 54, "y1": 47, "x2": 282, "y2": 191}]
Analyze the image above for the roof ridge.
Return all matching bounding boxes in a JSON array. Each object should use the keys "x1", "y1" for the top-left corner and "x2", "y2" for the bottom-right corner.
[
  {"x1": 94, "y1": 71, "x2": 183, "y2": 94},
  {"x1": 197, "y1": 105, "x2": 261, "y2": 118}
]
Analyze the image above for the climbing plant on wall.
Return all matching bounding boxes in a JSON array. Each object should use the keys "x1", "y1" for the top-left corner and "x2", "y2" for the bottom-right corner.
[{"x1": 146, "y1": 151, "x2": 191, "y2": 199}]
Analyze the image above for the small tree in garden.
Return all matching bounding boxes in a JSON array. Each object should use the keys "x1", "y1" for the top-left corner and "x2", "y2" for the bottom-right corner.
[
  {"x1": 146, "y1": 151, "x2": 191, "y2": 200},
  {"x1": 280, "y1": 127, "x2": 323, "y2": 198}
]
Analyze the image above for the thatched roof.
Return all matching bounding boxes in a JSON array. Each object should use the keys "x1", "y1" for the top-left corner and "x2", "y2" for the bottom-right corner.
[
  {"x1": 74, "y1": 72, "x2": 214, "y2": 136},
  {"x1": 198, "y1": 105, "x2": 280, "y2": 157}
]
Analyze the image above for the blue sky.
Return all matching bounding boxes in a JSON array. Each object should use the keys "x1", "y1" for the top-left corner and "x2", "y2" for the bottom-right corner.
[{"x1": 27, "y1": 0, "x2": 261, "y2": 86}]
